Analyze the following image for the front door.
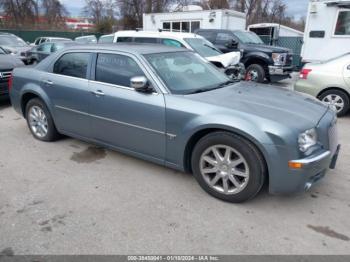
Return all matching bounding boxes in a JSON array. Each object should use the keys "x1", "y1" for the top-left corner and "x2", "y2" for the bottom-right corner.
[
  {"x1": 343, "y1": 63, "x2": 350, "y2": 88},
  {"x1": 43, "y1": 52, "x2": 93, "y2": 138},
  {"x1": 88, "y1": 52, "x2": 166, "y2": 161}
]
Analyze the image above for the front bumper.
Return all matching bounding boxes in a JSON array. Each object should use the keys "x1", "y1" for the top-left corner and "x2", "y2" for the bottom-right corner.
[
  {"x1": 288, "y1": 145, "x2": 340, "y2": 191},
  {"x1": 0, "y1": 81, "x2": 9, "y2": 96},
  {"x1": 268, "y1": 65, "x2": 294, "y2": 81}
]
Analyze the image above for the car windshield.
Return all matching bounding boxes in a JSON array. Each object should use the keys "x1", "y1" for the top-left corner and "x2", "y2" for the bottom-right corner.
[
  {"x1": 0, "y1": 35, "x2": 28, "y2": 47},
  {"x1": 144, "y1": 51, "x2": 232, "y2": 95},
  {"x1": 184, "y1": 38, "x2": 222, "y2": 57},
  {"x1": 233, "y1": 31, "x2": 263, "y2": 44}
]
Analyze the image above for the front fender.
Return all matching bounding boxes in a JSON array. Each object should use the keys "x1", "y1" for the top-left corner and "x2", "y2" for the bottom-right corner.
[{"x1": 242, "y1": 52, "x2": 272, "y2": 65}]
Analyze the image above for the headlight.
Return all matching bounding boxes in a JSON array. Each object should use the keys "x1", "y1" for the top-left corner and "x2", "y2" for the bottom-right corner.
[
  {"x1": 272, "y1": 53, "x2": 286, "y2": 66},
  {"x1": 298, "y1": 128, "x2": 318, "y2": 152}
]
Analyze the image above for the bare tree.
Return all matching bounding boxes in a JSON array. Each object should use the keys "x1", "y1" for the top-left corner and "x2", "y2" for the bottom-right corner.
[
  {"x1": 41, "y1": 0, "x2": 69, "y2": 28},
  {"x1": 0, "y1": 0, "x2": 38, "y2": 27}
]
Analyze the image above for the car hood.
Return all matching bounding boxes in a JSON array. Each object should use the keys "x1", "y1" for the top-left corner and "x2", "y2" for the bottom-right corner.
[
  {"x1": 1, "y1": 45, "x2": 31, "y2": 55},
  {"x1": 243, "y1": 43, "x2": 291, "y2": 54},
  {"x1": 0, "y1": 55, "x2": 25, "y2": 69},
  {"x1": 207, "y1": 51, "x2": 241, "y2": 67},
  {"x1": 185, "y1": 82, "x2": 328, "y2": 129}
]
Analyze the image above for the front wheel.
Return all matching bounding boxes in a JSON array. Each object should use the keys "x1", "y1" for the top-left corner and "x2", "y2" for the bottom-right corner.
[
  {"x1": 191, "y1": 132, "x2": 266, "y2": 203},
  {"x1": 25, "y1": 98, "x2": 60, "y2": 141},
  {"x1": 246, "y1": 64, "x2": 266, "y2": 83}
]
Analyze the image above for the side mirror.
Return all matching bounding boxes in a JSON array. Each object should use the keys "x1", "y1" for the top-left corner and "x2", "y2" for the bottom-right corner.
[
  {"x1": 130, "y1": 76, "x2": 151, "y2": 92},
  {"x1": 225, "y1": 39, "x2": 238, "y2": 49}
]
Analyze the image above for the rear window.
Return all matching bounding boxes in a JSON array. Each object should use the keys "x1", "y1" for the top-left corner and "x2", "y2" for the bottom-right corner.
[
  {"x1": 53, "y1": 53, "x2": 90, "y2": 79},
  {"x1": 134, "y1": 37, "x2": 158, "y2": 44},
  {"x1": 116, "y1": 37, "x2": 133, "y2": 43}
]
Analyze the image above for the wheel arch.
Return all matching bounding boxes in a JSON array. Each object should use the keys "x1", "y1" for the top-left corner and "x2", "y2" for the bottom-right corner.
[
  {"x1": 183, "y1": 127, "x2": 270, "y2": 181},
  {"x1": 20, "y1": 90, "x2": 53, "y2": 118},
  {"x1": 317, "y1": 86, "x2": 350, "y2": 100}
]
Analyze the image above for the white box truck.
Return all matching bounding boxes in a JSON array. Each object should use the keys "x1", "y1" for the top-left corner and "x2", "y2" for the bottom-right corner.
[
  {"x1": 301, "y1": 0, "x2": 350, "y2": 63},
  {"x1": 143, "y1": 6, "x2": 246, "y2": 33}
]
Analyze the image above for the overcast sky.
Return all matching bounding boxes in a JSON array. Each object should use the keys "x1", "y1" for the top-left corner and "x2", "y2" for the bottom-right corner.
[{"x1": 60, "y1": 0, "x2": 309, "y2": 19}]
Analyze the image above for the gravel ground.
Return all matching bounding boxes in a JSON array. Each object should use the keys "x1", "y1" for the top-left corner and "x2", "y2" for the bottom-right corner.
[{"x1": 0, "y1": 80, "x2": 349, "y2": 255}]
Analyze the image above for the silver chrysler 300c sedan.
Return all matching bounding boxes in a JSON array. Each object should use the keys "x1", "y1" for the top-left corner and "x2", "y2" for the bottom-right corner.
[{"x1": 9, "y1": 45, "x2": 340, "y2": 203}]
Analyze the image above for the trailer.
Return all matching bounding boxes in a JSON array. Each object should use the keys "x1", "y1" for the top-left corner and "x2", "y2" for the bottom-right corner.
[
  {"x1": 301, "y1": 0, "x2": 350, "y2": 63},
  {"x1": 143, "y1": 6, "x2": 246, "y2": 33},
  {"x1": 248, "y1": 23, "x2": 303, "y2": 45}
]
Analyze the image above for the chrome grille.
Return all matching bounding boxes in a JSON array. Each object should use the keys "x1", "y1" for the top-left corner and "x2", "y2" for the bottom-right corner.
[
  {"x1": 0, "y1": 70, "x2": 12, "y2": 80},
  {"x1": 328, "y1": 121, "x2": 338, "y2": 154}
]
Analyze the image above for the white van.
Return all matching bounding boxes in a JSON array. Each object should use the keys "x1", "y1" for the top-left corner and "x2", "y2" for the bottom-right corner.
[
  {"x1": 109, "y1": 31, "x2": 241, "y2": 68},
  {"x1": 302, "y1": 0, "x2": 350, "y2": 63}
]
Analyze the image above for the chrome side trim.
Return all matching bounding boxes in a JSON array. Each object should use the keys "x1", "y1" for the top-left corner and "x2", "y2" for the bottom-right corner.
[
  {"x1": 88, "y1": 80, "x2": 158, "y2": 95},
  {"x1": 55, "y1": 105, "x2": 176, "y2": 138},
  {"x1": 290, "y1": 151, "x2": 331, "y2": 165}
]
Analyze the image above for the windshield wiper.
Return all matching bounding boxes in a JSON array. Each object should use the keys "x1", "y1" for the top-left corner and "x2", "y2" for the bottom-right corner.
[{"x1": 188, "y1": 80, "x2": 236, "y2": 94}]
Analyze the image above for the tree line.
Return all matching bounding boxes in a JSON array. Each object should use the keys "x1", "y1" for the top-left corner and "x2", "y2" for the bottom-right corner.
[{"x1": 0, "y1": 0, "x2": 305, "y2": 32}]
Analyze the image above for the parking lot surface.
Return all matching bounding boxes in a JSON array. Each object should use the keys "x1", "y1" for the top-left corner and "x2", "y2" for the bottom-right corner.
[{"x1": 0, "y1": 81, "x2": 350, "y2": 254}]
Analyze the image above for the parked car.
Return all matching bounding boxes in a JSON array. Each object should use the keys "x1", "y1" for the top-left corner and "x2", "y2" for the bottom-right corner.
[
  {"x1": 98, "y1": 34, "x2": 114, "y2": 43},
  {"x1": 75, "y1": 35, "x2": 97, "y2": 44},
  {"x1": 108, "y1": 30, "x2": 245, "y2": 80},
  {"x1": 26, "y1": 41, "x2": 78, "y2": 64},
  {"x1": 195, "y1": 29, "x2": 294, "y2": 83},
  {"x1": 0, "y1": 32, "x2": 31, "y2": 64},
  {"x1": 9, "y1": 44, "x2": 340, "y2": 203},
  {"x1": 295, "y1": 53, "x2": 350, "y2": 116},
  {"x1": 32, "y1": 37, "x2": 72, "y2": 46},
  {"x1": 0, "y1": 46, "x2": 24, "y2": 97}
]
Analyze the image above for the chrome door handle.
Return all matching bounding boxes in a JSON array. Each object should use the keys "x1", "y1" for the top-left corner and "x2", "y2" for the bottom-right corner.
[
  {"x1": 91, "y1": 90, "x2": 105, "y2": 96},
  {"x1": 43, "y1": 80, "x2": 53, "y2": 85}
]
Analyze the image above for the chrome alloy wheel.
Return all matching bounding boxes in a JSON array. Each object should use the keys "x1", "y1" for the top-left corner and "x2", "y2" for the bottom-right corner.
[
  {"x1": 322, "y1": 94, "x2": 345, "y2": 113},
  {"x1": 199, "y1": 145, "x2": 250, "y2": 195},
  {"x1": 28, "y1": 106, "x2": 48, "y2": 138}
]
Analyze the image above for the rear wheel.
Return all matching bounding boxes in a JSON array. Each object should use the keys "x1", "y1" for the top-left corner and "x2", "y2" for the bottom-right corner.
[
  {"x1": 25, "y1": 98, "x2": 60, "y2": 141},
  {"x1": 191, "y1": 132, "x2": 266, "y2": 203},
  {"x1": 319, "y1": 89, "x2": 350, "y2": 117},
  {"x1": 246, "y1": 64, "x2": 266, "y2": 83}
]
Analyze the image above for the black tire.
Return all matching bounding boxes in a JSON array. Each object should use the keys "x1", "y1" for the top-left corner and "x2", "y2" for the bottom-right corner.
[
  {"x1": 25, "y1": 98, "x2": 60, "y2": 142},
  {"x1": 191, "y1": 132, "x2": 266, "y2": 203},
  {"x1": 246, "y1": 64, "x2": 266, "y2": 83},
  {"x1": 318, "y1": 89, "x2": 350, "y2": 117}
]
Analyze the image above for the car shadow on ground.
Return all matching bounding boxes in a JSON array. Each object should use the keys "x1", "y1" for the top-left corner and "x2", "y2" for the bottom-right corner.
[{"x1": 0, "y1": 97, "x2": 11, "y2": 110}]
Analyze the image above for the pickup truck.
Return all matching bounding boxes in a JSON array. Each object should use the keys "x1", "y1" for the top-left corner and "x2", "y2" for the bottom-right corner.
[
  {"x1": 0, "y1": 46, "x2": 24, "y2": 97},
  {"x1": 195, "y1": 29, "x2": 294, "y2": 83}
]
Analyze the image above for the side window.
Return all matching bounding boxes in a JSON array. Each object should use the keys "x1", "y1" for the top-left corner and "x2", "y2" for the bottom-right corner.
[
  {"x1": 134, "y1": 37, "x2": 158, "y2": 43},
  {"x1": 99, "y1": 35, "x2": 114, "y2": 43},
  {"x1": 116, "y1": 37, "x2": 133, "y2": 43},
  {"x1": 197, "y1": 31, "x2": 216, "y2": 42},
  {"x1": 334, "y1": 10, "x2": 350, "y2": 36},
  {"x1": 95, "y1": 53, "x2": 145, "y2": 87},
  {"x1": 216, "y1": 32, "x2": 233, "y2": 43},
  {"x1": 161, "y1": 39, "x2": 184, "y2": 48},
  {"x1": 37, "y1": 43, "x2": 52, "y2": 52},
  {"x1": 34, "y1": 38, "x2": 41, "y2": 45},
  {"x1": 53, "y1": 53, "x2": 90, "y2": 79}
]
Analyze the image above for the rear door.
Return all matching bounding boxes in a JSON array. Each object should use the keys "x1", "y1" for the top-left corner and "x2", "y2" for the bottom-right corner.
[
  {"x1": 42, "y1": 52, "x2": 93, "y2": 138},
  {"x1": 88, "y1": 52, "x2": 166, "y2": 161}
]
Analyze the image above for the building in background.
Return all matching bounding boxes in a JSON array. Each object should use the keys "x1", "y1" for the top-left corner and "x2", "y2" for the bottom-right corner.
[
  {"x1": 143, "y1": 5, "x2": 246, "y2": 33},
  {"x1": 301, "y1": 0, "x2": 350, "y2": 63},
  {"x1": 65, "y1": 18, "x2": 95, "y2": 31}
]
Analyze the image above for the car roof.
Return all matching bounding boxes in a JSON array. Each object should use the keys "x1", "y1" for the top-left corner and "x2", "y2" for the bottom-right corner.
[
  {"x1": 63, "y1": 43, "x2": 188, "y2": 55},
  {"x1": 113, "y1": 30, "x2": 204, "y2": 40}
]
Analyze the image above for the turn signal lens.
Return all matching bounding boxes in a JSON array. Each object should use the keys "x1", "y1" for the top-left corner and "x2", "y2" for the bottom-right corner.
[{"x1": 288, "y1": 162, "x2": 304, "y2": 169}]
